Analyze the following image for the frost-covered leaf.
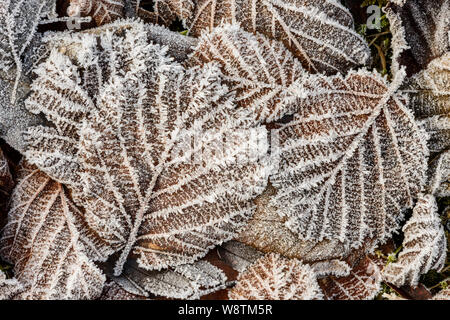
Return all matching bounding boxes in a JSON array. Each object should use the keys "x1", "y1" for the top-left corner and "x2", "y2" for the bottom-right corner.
[
  {"x1": 23, "y1": 20, "x2": 270, "y2": 275},
  {"x1": 237, "y1": 185, "x2": 355, "y2": 262},
  {"x1": 382, "y1": 194, "x2": 447, "y2": 287},
  {"x1": 108, "y1": 258, "x2": 228, "y2": 299},
  {"x1": 185, "y1": 0, "x2": 370, "y2": 74},
  {"x1": 0, "y1": 147, "x2": 14, "y2": 215},
  {"x1": 270, "y1": 69, "x2": 428, "y2": 250},
  {"x1": 229, "y1": 253, "x2": 323, "y2": 300},
  {"x1": 186, "y1": 24, "x2": 306, "y2": 123},
  {"x1": 0, "y1": 0, "x2": 57, "y2": 102},
  {"x1": 0, "y1": 162, "x2": 106, "y2": 300},
  {"x1": 389, "y1": 0, "x2": 450, "y2": 72},
  {"x1": 433, "y1": 288, "x2": 450, "y2": 300},
  {"x1": 0, "y1": 271, "x2": 22, "y2": 300},
  {"x1": 319, "y1": 254, "x2": 384, "y2": 300},
  {"x1": 100, "y1": 281, "x2": 147, "y2": 300},
  {"x1": 218, "y1": 241, "x2": 264, "y2": 273},
  {"x1": 427, "y1": 151, "x2": 449, "y2": 197},
  {"x1": 68, "y1": 0, "x2": 125, "y2": 26},
  {"x1": 403, "y1": 53, "x2": 450, "y2": 154}
]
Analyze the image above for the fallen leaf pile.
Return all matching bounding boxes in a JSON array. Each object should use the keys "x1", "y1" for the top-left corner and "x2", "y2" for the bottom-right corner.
[{"x1": 0, "y1": 0, "x2": 448, "y2": 300}]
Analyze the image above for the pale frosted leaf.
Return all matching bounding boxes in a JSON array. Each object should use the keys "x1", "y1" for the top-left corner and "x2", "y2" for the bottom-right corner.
[
  {"x1": 238, "y1": 185, "x2": 355, "y2": 262},
  {"x1": 110, "y1": 258, "x2": 228, "y2": 299},
  {"x1": 23, "y1": 21, "x2": 270, "y2": 275},
  {"x1": 319, "y1": 255, "x2": 384, "y2": 300},
  {"x1": 384, "y1": 6, "x2": 409, "y2": 78},
  {"x1": 403, "y1": 53, "x2": 450, "y2": 154},
  {"x1": 186, "y1": 24, "x2": 306, "y2": 123},
  {"x1": 382, "y1": 194, "x2": 447, "y2": 287},
  {"x1": 270, "y1": 69, "x2": 428, "y2": 250},
  {"x1": 229, "y1": 253, "x2": 323, "y2": 300},
  {"x1": 185, "y1": 0, "x2": 370, "y2": 74},
  {"x1": 0, "y1": 271, "x2": 23, "y2": 300},
  {"x1": 68, "y1": 0, "x2": 125, "y2": 26},
  {"x1": 390, "y1": 0, "x2": 450, "y2": 71},
  {"x1": 0, "y1": 162, "x2": 106, "y2": 299}
]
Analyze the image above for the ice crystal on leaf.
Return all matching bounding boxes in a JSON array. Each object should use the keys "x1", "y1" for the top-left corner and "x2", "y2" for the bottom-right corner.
[
  {"x1": 269, "y1": 69, "x2": 429, "y2": 250},
  {"x1": 68, "y1": 0, "x2": 125, "y2": 26},
  {"x1": 23, "y1": 20, "x2": 270, "y2": 276},
  {"x1": 100, "y1": 281, "x2": 147, "y2": 300},
  {"x1": 403, "y1": 53, "x2": 450, "y2": 154},
  {"x1": 186, "y1": 24, "x2": 306, "y2": 123},
  {"x1": 0, "y1": 162, "x2": 106, "y2": 300},
  {"x1": 229, "y1": 253, "x2": 323, "y2": 300},
  {"x1": 382, "y1": 194, "x2": 447, "y2": 287},
  {"x1": 151, "y1": 0, "x2": 194, "y2": 26},
  {"x1": 433, "y1": 288, "x2": 450, "y2": 300},
  {"x1": 319, "y1": 254, "x2": 384, "y2": 300},
  {"x1": 0, "y1": 271, "x2": 22, "y2": 300},
  {"x1": 185, "y1": 0, "x2": 370, "y2": 74}
]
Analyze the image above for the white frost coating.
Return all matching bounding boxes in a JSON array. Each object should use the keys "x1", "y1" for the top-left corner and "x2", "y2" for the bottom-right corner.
[
  {"x1": 384, "y1": 7, "x2": 409, "y2": 78},
  {"x1": 0, "y1": 271, "x2": 23, "y2": 300},
  {"x1": 382, "y1": 194, "x2": 447, "y2": 287},
  {"x1": 270, "y1": 68, "x2": 429, "y2": 250},
  {"x1": 68, "y1": 0, "x2": 125, "y2": 25},
  {"x1": 427, "y1": 151, "x2": 449, "y2": 197}
]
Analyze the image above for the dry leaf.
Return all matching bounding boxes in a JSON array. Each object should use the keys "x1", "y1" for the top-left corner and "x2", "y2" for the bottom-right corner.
[
  {"x1": 185, "y1": 0, "x2": 370, "y2": 74},
  {"x1": 427, "y1": 151, "x2": 449, "y2": 198},
  {"x1": 433, "y1": 288, "x2": 450, "y2": 300},
  {"x1": 270, "y1": 69, "x2": 428, "y2": 250},
  {"x1": 229, "y1": 253, "x2": 323, "y2": 300},
  {"x1": 383, "y1": 194, "x2": 447, "y2": 287},
  {"x1": 186, "y1": 24, "x2": 306, "y2": 123},
  {"x1": 68, "y1": 0, "x2": 125, "y2": 26},
  {"x1": 151, "y1": 0, "x2": 194, "y2": 25},
  {"x1": 0, "y1": 161, "x2": 106, "y2": 300}
]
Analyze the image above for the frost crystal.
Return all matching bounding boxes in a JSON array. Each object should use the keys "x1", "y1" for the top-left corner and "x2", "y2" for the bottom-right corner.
[
  {"x1": 185, "y1": 0, "x2": 370, "y2": 74},
  {"x1": 151, "y1": 0, "x2": 194, "y2": 25},
  {"x1": 382, "y1": 194, "x2": 447, "y2": 287},
  {"x1": 229, "y1": 253, "x2": 323, "y2": 300},
  {"x1": 270, "y1": 69, "x2": 429, "y2": 250},
  {"x1": 0, "y1": 162, "x2": 106, "y2": 300},
  {"x1": 23, "y1": 20, "x2": 270, "y2": 276},
  {"x1": 187, "y1": 24, "x2": 306, "y2": 123},
  {"x1": 68, "y1": 0, "x2": 125, "y2": 26},
  {"x1": 100, "y1": 281, "x2": 147, "y2": 300}
]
